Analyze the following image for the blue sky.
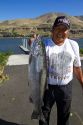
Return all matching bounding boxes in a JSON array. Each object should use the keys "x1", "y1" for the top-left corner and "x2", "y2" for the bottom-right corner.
[{"x1": 0, "y1": 0, "x2": 83, "y2": 21}]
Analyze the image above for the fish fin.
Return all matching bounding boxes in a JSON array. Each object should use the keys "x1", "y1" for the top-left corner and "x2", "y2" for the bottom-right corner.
[
  {"x1": 31, "y1": 110, "x2": 39, "y2": 119},
  {"x1": 28, "y1": 81, "x2": 29, "y2": 86},
  {"x1": 29, "y1": 96, "x2": 33, "y2": 103},
  {"x1": 29, "y1": 54, "x2": 32, "y2": 64},
  {"x1": 39, "y1": 112, "x2": 46, "y2": 123}
]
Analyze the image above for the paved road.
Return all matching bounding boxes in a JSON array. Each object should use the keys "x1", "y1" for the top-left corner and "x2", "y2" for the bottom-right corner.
[{"x1": 0, "y1": 62, "x2": 83, "y2": 125}]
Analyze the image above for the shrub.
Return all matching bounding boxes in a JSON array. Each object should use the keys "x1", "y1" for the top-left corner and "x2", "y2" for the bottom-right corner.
[
  {"x1": 80, "y1": 49, "x2": 83, "y2": 55},
  {"x1": 0, "y1": 52, "x2": 11, "y2": 66},
  {"x1": 0, "y1": 52, "x2": 11, "y2": 84}
]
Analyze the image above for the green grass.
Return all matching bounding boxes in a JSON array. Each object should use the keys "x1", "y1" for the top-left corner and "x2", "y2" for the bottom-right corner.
[
  {"x1": 80, "y1": 48, "x2": 83, "y2": 54},
  {"x1": 80, "y1": 48, "x2": 83, "y2": 56},
  {"x1": 0, "y1": 52, "x2": 10, "y2": 66},
  {"x1": 0, "y1": 52, "x2": 11, "y2": 84}
]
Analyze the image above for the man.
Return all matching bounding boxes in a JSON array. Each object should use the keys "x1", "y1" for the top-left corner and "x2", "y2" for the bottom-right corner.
[{"x1": 39, "y1": 16, "x2": 83, "y2": 125}]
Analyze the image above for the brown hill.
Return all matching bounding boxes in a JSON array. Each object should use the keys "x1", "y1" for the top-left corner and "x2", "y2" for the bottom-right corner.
[
  {"x1": 75, "y1": 16, "x2": 83, "y2": 21},
  {"x1": 0, "y1": 12, "x2": 83, "y2": 38},
  {"x1": 0, "y1": 12, "x2": 83, "y2": 29},
  {"x1": 36, "y1": 12, "x2": 83, "y2": 29}
]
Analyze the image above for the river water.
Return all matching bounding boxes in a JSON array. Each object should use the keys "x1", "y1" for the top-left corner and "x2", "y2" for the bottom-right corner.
[{"x1": 0, "y1": 37, "x2": 83, "y2": 54}]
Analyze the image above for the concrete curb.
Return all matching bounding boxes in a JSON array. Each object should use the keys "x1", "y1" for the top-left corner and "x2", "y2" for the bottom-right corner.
[{"x1": 6, "y1": 54, "x2": 29, "y2": 66}]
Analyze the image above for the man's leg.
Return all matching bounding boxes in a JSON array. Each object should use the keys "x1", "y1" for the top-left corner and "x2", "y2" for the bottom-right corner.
[
  {"x1": 56, "y1": 99, "x2": 71, "y2": 125},
  {"x1": 56, "y1": 82, "x2": 72, "y2": 125},
  {"x1": 39, "y1": 87, "x2": 55, "y2": 125}
]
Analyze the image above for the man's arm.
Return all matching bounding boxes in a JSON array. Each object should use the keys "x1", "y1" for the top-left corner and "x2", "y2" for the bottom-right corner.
[{"x1": 73, "y1": 66, "x2": 83, "y2": 89}]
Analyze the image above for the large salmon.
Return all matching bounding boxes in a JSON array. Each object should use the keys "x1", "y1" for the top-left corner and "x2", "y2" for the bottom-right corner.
[{"x1": 28, "y1": 38, "x2": 47, "y2": 121}]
